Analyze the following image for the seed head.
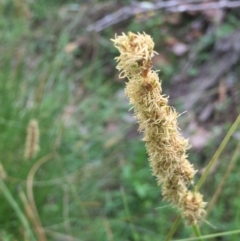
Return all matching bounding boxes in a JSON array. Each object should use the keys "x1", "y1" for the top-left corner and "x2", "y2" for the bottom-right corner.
[
  {"x1": 112, "y1": 32, "x2": 206, "y2": 224},
  {"x1": 24, "y1": 120, "x2": 40, "y2": 160}
]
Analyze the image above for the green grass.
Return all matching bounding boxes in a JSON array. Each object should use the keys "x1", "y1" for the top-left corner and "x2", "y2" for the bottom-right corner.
[{"x1": 0, "y1": 1, "x2": 240, "y2": 240}]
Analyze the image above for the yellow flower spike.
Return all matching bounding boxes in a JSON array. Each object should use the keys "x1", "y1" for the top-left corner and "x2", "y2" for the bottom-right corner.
[
  {"x1": 24, "y1": 119, "x2": 40, "y2": 160},
  {"x1": 112, "y1": 32, "x2": 206, "y2": 224}
]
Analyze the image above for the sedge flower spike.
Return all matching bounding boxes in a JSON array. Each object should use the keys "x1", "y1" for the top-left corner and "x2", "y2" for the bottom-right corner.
[
  {"x1": 24, "y1": 119, "x2": 40, "y2": 160},
  {"x1": 112, "y1": 32, "x2": 206, "y2": 225}
]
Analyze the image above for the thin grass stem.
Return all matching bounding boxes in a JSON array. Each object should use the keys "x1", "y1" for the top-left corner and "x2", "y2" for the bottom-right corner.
[
  {"x1": 173, "y1": 229, "x2": 240, "y2": 241},
  {"x1": 206, "y1": 142, "x2": 240, "y2": 216},
  {"x1": 195, "y1": 114, "x2": 240, "y2": 192},
  {"x1": 164, "y1": 215, "x2": 181, "y2": 241},
  {"x1": 26, "y1": 154, "x2": 54, "y2": 241},
  {"x1": 192, "y1": 225, "x2": 203, "y2": 241},
  {"x1": 0, "y1": 180, "x2": 36, "y2": 241},
  {"x1": 120, "y1": 187, "x2": 140, "y2": 241}
]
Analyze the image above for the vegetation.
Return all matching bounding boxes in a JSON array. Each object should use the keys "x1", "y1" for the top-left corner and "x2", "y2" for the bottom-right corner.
[{"x1": 0, "y1": 0, "x2": 240, "y2": 240}]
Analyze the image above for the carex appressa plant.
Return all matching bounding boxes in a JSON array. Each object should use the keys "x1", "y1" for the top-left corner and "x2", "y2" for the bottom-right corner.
[{"x1": 112, "y1": 32, "x2": 206, "y2": 225}]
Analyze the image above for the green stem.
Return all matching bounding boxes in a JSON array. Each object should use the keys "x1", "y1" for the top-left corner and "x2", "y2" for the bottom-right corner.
[
  {"x1": 0, "y1": 180, "x2": 36, "y2": 241},
  {"x1": 173, "y1": 229, "x2": 240, "y2": 241},
  {"x1": 206, "y1": 142, "x2": 240, "y2": 216},
  {"x1": 120, "y1": 187, "x2": 139, "y2": 241},
  {"x1": 192, "y1": 225, "x2": 203, "y2": 241},
  {"x1": 164, "y1": 215, "x2": 181, "y2": 241},
  {"x1": 195, "y1": 114, "x2": 240, "y2": 192}
]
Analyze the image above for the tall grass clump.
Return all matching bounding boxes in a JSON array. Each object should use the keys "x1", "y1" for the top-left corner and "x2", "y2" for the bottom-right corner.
[{"x1": 112, "y1": 32, "x2": 206, "y2": 225}]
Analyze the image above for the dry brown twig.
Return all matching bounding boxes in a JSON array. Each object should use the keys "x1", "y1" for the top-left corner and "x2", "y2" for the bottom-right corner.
[{"x1": 87, "y1": 0, "x2": 240, "y2": 32}]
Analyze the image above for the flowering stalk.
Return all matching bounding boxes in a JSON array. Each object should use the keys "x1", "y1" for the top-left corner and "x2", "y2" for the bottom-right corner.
[
  {"x1": 24, "y1": 120, "x2": 40, "y2": 160},
  {"x1": 112, "y1": 32, "x2": 206, "y2": 225}
]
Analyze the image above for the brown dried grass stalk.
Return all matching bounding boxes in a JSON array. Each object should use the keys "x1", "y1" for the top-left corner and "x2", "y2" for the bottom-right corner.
[{"x1": 112, "y1": 32, "x2": 206, "y2": 225}]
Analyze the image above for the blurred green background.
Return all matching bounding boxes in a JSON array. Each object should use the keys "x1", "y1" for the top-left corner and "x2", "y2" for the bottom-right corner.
[{"x1": 0, "y1": 0, "x2": 240, "y2": 240}]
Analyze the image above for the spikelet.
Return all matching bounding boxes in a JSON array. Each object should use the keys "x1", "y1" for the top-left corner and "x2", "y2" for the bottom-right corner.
[
  {"x1": 112, "y1": 32, "x2": 206, "y2": 225},
  {"x1": 24, "y1": 120, "x2": 40, "y2": 160}
]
